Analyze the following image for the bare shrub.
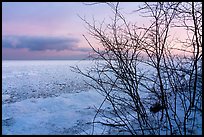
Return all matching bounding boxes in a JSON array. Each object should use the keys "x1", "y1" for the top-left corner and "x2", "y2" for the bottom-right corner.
[{"x1": 71, "y1": 2, "x2": 202, "y2": 135}]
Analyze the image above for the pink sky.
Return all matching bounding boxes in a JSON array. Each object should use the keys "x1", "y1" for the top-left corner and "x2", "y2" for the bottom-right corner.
[{"x1": 2, "y1": 2, "x2": 190, "y2": 60}]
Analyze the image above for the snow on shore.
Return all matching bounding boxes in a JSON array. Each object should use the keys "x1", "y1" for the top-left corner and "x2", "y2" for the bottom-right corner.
[
  {"x1": 2, "y1": 60, "x2": 202, "y2": 135},
  {"x1": 2, "y1": 60, "x2": 105, "y2": 135},
  {"x1": 2, "y1": 90, "x2": 105, "y2": 135}
]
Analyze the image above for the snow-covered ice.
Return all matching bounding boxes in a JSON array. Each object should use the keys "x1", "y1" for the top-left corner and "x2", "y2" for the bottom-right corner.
[
  {"x1": 2, "y1": 90, "x2": 105, "y2": 135},
  {"x1": 2, "y1": 60, "x2": 202, "y2": 135},
  {"x1": 2, "y1": 60, "x2": 106, "y2": 135}
]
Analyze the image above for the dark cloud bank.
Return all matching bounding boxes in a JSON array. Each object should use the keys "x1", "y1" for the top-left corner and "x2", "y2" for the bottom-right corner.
[{"x1": 2, "y1": 35, "x2": 90, "y2": 52}]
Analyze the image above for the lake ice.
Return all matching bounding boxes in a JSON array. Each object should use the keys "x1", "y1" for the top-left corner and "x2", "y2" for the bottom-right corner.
[
  {"x1": 2, "y1": 60, "x2": 107, "y2": 135},
  {"x1": 2, "y1": 60, "x2": 202, "y2": 135}
]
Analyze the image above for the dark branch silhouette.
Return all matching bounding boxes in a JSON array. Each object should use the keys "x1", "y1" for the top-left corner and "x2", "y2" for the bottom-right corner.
[{"x1": 71, "y1": 2, "x2": 202, "y2": 135}]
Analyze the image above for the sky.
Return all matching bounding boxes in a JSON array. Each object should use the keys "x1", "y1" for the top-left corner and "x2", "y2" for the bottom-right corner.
[{"x1": 2, "y1": 2, "x2": 144, "y2": 60}]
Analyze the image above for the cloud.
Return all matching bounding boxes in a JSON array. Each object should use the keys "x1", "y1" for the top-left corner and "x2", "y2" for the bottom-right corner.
[{"x1": 2, "y1": 35, "x2": 84, "y2": 51}]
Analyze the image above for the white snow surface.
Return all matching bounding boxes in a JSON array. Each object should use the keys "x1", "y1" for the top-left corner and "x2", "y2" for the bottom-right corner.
[
  {"x1": 2, "y1": 60, "x2": 202, "y2": 135},
  {"x1": 2, "y1": 60, "x2": 107, "y2": 135},
  {"x1": 2, "y1": 90, "x2": 105, "y2": 135}
]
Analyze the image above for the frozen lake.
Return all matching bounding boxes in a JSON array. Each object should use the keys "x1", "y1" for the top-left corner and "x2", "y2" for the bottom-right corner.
[
  {"x1": 2, "y1": 60, "x2": 106, "y2": 135},
  {"x1": 2, "y1": 60, "x2": 202, "y2": 135},
  {"x1": 2, "y1": 60, "x2": 94, "y2": 103}
]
